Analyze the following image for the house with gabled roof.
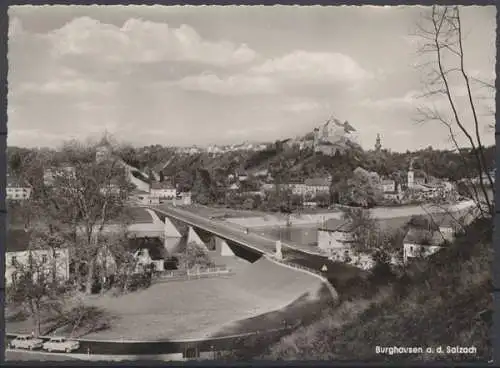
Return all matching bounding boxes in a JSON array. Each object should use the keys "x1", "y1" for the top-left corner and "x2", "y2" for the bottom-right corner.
[
  {"x1": 403, "y1": 227, "x2": 446, "y2": 264},
  {"x1": 5, "y1": 229, "x2": 70, "y2": 286},
  {"x1": 317, "y1": 221, "x2": 375, "y2": 270}
]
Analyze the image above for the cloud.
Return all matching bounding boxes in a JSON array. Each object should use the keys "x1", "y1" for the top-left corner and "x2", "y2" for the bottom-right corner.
[
  {"x1": 251, "y1": 50, "x2": 373, "y2": 84},
  {"x1": 176, "y1": 72, "x2": 277, "y2": 95},
  {"x1": 281, "y1": 100, "x2": 321, "y2": 112},
  {"x1": 46, "y1": 16, "x2": 257, "y2": 66},
  {"x1": 360, "y1": 90, "x2": 421, "y2": 110},
  {"x1": 18, "y1": 78, "x2": 116, "y2": 96}
]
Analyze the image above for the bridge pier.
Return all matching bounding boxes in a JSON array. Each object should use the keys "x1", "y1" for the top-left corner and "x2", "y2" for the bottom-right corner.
[
  {"x1": 164, "y1": 217, "x2": 182, "y2": 237},
  {"x1": 215, "y1": 237, "x2": 235, "y2": 256},
  {"x1": 187, "y1": 226, "x2": 208, "y2": 250},
  {"x1": 275, "y1": 240, "x2": 283, "y2": 260},
  {"x1": 164, "y1": 237, "x2": 182, "y2": 254}
]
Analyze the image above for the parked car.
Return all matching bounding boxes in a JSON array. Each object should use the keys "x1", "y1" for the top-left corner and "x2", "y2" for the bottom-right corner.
[
  {"x1": 42, "y1": 337, "x2": 80, "y2": 353},
  {"x1": 9, "y1": 335, "x2": 44, "y2": 350}
]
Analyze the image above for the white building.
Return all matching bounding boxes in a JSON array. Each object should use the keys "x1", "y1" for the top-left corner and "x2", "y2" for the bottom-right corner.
[
  {"x1": 6, "y1": 177, "x2": 32, "y2": 201},
  {"x1": 407, "y1": 161, "x2": 415, "y2": 189},
  {"x1": 381, "y1": 179, "x2": 396, "y2": 193},
  {"x1": 43, "y1": 165, "x2": 76, "y2": 186},
  {"x1": 317, "y1": 224, "x2": 375, "y2": 270},
  {"x1": 5, "y1": 230, "x2": 70, "y2": 286},
  {"x1": 173, "y1": 192, "x2": 192, "y2": 206},
  {"x1": 135, "y1": 193, "x2": 160, "y2": 205},
  {"x1": 150, "y1": 182, "x2": 177, "y2": 199}
]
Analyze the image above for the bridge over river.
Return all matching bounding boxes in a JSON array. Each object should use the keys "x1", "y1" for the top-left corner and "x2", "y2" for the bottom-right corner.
[{"x1": 145, "y1": 204, "x2": 325, "y2": 258}]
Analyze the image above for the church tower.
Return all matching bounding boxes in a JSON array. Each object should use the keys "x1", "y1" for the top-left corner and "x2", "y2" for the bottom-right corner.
[
  {"x1": 375, "y1": 133, "x2": 382, "y2": 152},
  {"x1": 407, "y1": 158, "x2": 415, "y2": 189},
  {"x1": 96, "y1": 130, "x2": 113, "y2": 163}
]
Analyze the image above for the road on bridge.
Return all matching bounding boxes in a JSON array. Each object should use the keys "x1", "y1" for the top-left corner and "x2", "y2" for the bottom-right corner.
[{"x1": 149, "y1": 204, "x2": 323, "y2": 257}]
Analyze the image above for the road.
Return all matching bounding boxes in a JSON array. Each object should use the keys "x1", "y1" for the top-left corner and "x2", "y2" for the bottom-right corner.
[
  {"x1": 6, "y1": 350, "x2": 83, "y2": 361},
  {"x1": 149, "y1": 204, "x2": 324, "y2": 257},
  {"x1": 5, "y1": 325, "x2": 296, "y2": 361}
]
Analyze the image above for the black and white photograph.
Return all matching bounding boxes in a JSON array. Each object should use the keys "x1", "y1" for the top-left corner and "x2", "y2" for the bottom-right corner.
[{"x1": 5, "y1": 4, "x2": 495, "y2": 363}]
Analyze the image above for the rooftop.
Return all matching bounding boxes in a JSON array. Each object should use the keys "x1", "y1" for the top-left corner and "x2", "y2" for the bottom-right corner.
[
  {"x1": 6, "y1": 228, "x2": 31, "y2": 252},
  {"x1": 7, "y1": 176, "x2": 30, "y2": 188},
  {"x1": 403, "y1": 228, "x2": 446, "y2": 247},
  {"x1": 150, "y1": 182, "x2": 175, "y2": 190},
  {"x1": 305, "y1": 178, "x2": 331, "y2": 187}
]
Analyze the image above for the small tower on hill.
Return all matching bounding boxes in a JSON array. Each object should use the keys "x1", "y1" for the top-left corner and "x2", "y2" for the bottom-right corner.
[{"x1": 375, "y1": 133, "x2": 382, "y2": 152}]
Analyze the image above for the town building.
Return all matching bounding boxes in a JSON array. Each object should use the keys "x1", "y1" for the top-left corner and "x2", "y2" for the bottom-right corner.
[
  {"x1": 381, "y1": 179, "x2": 396, "y2": 193},
  {"x1": 6, "y1": 176, "x2": 32, "y2": 201},
  {"x1": 173, "y1": 192, "x2": 192, "y2": 206},
  {"x1": 150, "y1": 182, "x2": 177, "y2": 199},
  {"x1": 131, "y1": 190, "x2": 160, "y2": 205},
  {"x1": 402, "y1": 228, "x2": 444, "y2": 264},
  {"x1": 43, "y1": 165, "x2": 76, "y2": 186},
  {"x1": 317, "y1": 223, "x2": 375, "y2": 270},
  {"x1": 312, "y1": 117, "x2": 357, "y2": 156},
  {"x1": 407, "y1": 159, "x2": 415, "y2": 189},
  {"x1": 5, "y1": 229, "x2": 70, "y2": 286}
]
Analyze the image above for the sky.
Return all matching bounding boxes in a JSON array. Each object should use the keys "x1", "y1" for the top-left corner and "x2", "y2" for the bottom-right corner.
[{"x1": 8, "y1": 5, "x2": 496, "y2": 152}]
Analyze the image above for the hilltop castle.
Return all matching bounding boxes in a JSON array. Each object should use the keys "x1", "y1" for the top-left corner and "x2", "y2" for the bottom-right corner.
[{"x1": 311, "y1": 117, "x2": 357, "y2": 156}]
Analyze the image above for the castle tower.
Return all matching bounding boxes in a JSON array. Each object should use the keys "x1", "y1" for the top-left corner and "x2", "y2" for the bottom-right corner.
[
  {"x1": 313, "y1": 128, "x2": 320, "y2": 151},
  {"x1": 375, "y1": 133, "x2": 382, "y2": 152},
  {"x1": 407, "y1": 159, "x2": 415, "y2": 189}
]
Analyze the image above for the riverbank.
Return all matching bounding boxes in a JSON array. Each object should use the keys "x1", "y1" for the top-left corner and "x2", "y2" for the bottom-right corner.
[{"x1": 225, "y1": 201, "x2": 476, "y2": 228}]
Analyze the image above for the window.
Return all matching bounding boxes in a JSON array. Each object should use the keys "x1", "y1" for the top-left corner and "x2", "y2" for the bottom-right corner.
[
  {"x1": 42, "y1": 254, "x2": 48, "y2": 263},
  {"x1": 11, "y1": 273, "x2": 17, "y2": 284},
  {"x1": 11, "y1": 256, "x2": 17, "y2": 266},
  {"x1": 54, "y1": 252, "x2": 60, "y2": 259}
]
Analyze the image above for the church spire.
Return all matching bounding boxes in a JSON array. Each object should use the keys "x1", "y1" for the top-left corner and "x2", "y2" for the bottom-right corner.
[{"x1": 375, "y1": 133, "x2": 382, "y2": 152}]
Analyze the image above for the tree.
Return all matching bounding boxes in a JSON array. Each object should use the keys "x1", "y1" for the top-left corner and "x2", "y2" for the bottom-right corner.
[
  {"x1": 7, "y1": 250, "x2": 71, "y2": 337},
  {"x1": 290, "y1": 194, "x2": 304, "y2": 210},
  {"x1": 192, "y1": 168, "x2": 214, "y2": 205},
  {"x1": 176, "y1": 242, "x2": 215, "y2": 270},
  {"x1": 159, "y1": 170, "x2": 165, "y2": 183},
  {"x1": 314, "y1": 192, "x2": 330, "y2": 208},
  {"x1": 35, "y1": 138, "x2": 135, "y2": 295},
  {"x1": 175, "y1": 170, "x2": 193, "y2": 193},
  {"x1": 347, "y1": 167, "x2": 383, "y2": 207},
  {"x1": 242, "y1": 197, "x2": 255, "y2": 210},
  {"x1": 415, "y1": 5, "x2": 494, "y2": 218},
  {"x1": 341, "y1": 207, "x2": 378, "y2": 253},
  {"x1": 147, "y1": 168, "x2": 155, "y2": 184}
]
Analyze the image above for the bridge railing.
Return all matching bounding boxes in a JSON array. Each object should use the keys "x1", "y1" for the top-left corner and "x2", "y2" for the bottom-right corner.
[
  {"x1": 155, "y1": 267, "x2": 233, "y2": 282},
  {"x1": 270, "y1": 256, "x2": 324, "y2": 277},
  {"x1": 265, "y1": 255, "x2": 338, "y2": 299}
]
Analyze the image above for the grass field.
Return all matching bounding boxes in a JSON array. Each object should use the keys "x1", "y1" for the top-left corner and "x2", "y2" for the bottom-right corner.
[{"x1": 77, "y1": 257, "x2": 328, "y2": 341}]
